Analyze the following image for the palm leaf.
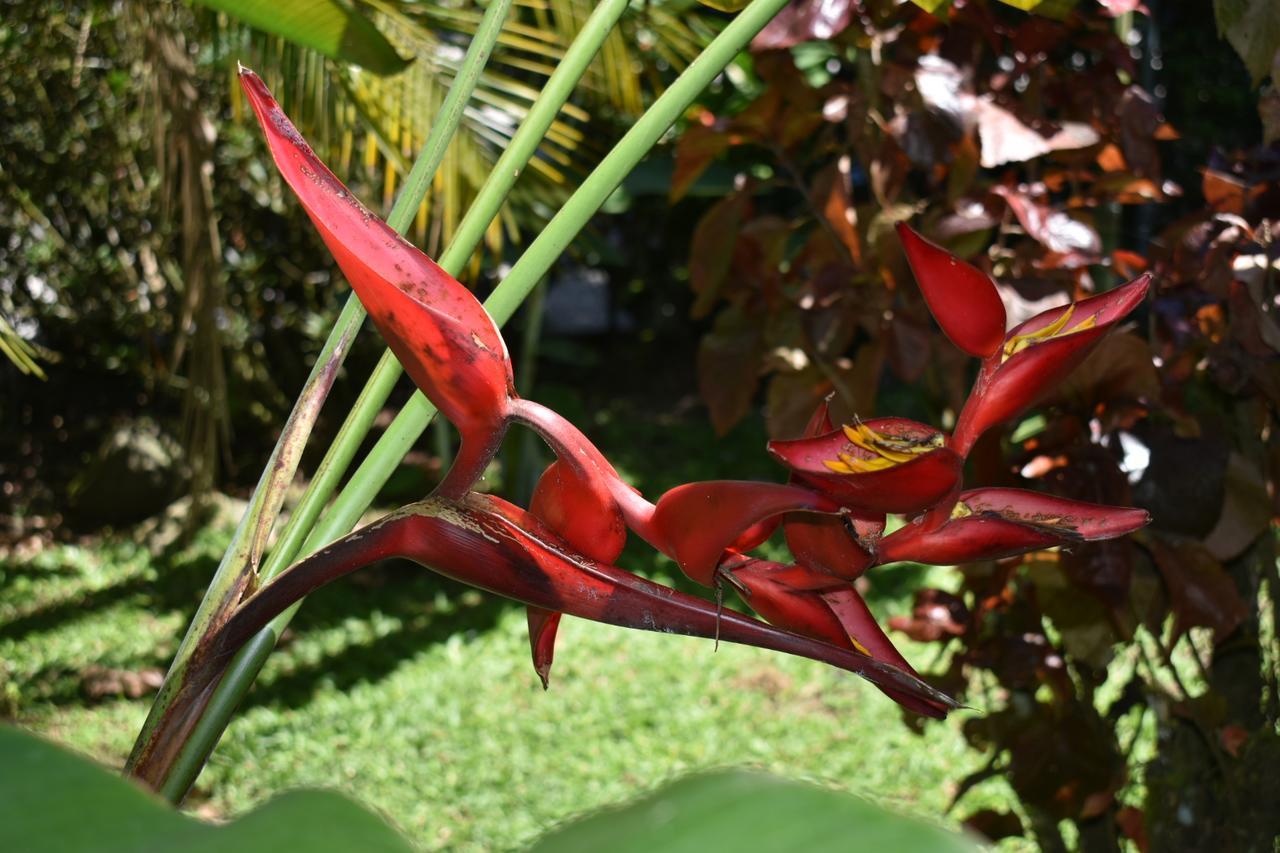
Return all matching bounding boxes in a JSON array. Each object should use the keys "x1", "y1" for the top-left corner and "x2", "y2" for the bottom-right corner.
[
  {"x1": 211, "y1": 0, "x2": 723, "y2": 256},
  {"x1": 194, "y1": 0, "x2": 410, "y2": 73}
]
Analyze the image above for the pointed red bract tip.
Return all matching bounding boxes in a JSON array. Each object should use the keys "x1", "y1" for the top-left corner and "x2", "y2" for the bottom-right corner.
[
  {"x1": 238, "y1": 69, "x2": 514, "y2": 464},
  {"x1": 897, "y1": 222, "x2": 1007, "y2": 358},
  {"x1": 878, "y1": 487, "x2": 1150, "y2": 565},
  {"x1": 951, "y1": 274, "x2": 1151, "y2": 457},
  {"x1": 526, "y1": 606, "x2": 560, "y2": 690}
]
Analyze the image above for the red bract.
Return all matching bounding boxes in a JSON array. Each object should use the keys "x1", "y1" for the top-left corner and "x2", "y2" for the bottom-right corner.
[
  {"x1": 819, "y1": 585, "x2": 937, "y2": 714},
  {"x1": 950, "y1": 275, "x2": 1151, "y2": 456},
  {"x1": 523, "y1": 460, "x2": 627, "y2": 688},
  {"x1": 783, "y1": 513, "x2": 878, "y2": 580},
  {"x1": 896, "y1": 222, "x2": 1007, "y2": 358},
  {"x1": 724, "y1": 559, "x2": 943, "y2": 716},
  {"x1": 877, "y1": 488, "x2": 1150, "y2": 565},
  {"x1": 529, "y1": 460, "x2": 626, "y2": 564},
  {"x1": 768, "y1": 417, "x2": 962, "y2": 514},
  {"x1": 218, "y1": 495, "x2": 958, "y2": 716},
  {"x1": 725, "y1": 559, "x2": 850, "y2": 647},
  {"x1": 650, "y1": 481, "x2": 842, "y2": 586},
  {"x1": 240, "y1": 69, "x2": 515, "y2": 495},
  {"x1": 779, "y1": 397, "x2": 880, "y2": 580}
]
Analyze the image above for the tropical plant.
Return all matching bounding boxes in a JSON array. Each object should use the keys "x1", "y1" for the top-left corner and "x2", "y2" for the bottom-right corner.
[
  {"x1": 1, "y1": 724, "x2": 981, "y2": 852},
  {"x1": 124, "y1": 62, "x2": 1155, "y2": 809}
]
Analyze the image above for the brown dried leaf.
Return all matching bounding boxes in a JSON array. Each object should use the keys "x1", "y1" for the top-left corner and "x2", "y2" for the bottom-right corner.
[
  {"x1": 764, "y1": 368, "x2": 831, "y2": 439},
  {"x1": 1262, "y1": 49, "x2": 1280, "y2": 144},
  {"x1": 812, "y1": 164, "x2": 862, "y2": 266},
  {"x1": 1202, "y1": 451, "x2": 1272, "y2": 560},
  {"x1": 976, "y1": 98, "x2": 1099, "y2": 168},
  {"x1": 1048, "y1": 333, "x2": 1161, "y2": 408},
  {"x1": 1118, "y1": 86, "x2": 1164, "y2": 181},
  {"x1": 81, "y1": 665, "x2": 165, "y2": 700},
  {"x1": 888, "y1": 588, "x2": 969, "y2": 642},
  {"x1": 962, "y1": 809, "x2": 1023, "y2": 842}
]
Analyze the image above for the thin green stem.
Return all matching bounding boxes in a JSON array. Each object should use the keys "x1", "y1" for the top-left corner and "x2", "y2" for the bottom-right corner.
[
  {"x1": 510, "y1": 280, "x2": 549, "y2": 500},
  {"x1": 128, "y1": 0, "x2": 515, "y2": 789}
]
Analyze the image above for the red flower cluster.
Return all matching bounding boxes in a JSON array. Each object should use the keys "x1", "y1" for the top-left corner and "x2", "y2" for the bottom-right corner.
[{"x1": 236, "y1": 69, "x2": 1151, "y2": 718}]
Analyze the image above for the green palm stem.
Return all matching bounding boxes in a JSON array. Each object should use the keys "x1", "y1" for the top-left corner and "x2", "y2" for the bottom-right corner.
[
  {"x1": 151, "y1": 0, "x2": 792, "y2": 804},
  {"x1": 509, "y1": 279, "x2": 550, "y2": 503},
  {"x1": 126, "y1": 0, "x2": 515, "y2": 783}
]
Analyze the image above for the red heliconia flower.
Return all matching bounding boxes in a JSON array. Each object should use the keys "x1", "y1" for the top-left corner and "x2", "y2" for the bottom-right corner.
[
  {"x1": 649, "y1": 481, "x2": 842, "y2": 586},
  {"x1": 951, "y1": 275, "x2": 1151, "y2": 457},
  {"x1": 776, "y1": 398, "x2": 882, "y2": 580},
  {"x1": 768, "y1": 417, "x2": 962, "y2": 515},
  {"x1": 723, "y1": 558, "x2": 945, "y2": 716},
  {"x1": 523, "y1": 460, "x2": 628, "y2": 688},
  {"x1": 216, "y1": 495, "x2": 958, "y2": 716},
  {"x1": 896, "y1": 222, "x2": 1007, "y2": 358},
  {"x1": 240, "y1": 69, "x2": 515, "y2": 495},
  {"x1": 876, "y1": 487, "x2": 1151, "y2": 565}
]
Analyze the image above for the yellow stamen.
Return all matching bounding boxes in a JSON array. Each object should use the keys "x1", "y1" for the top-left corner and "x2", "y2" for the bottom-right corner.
[
  {"x1": 1002, "y1": 304, "x2": 1099, "y2": 362},
  {"x1": 951, "y1": 501, "x2": 973, "y2": 519},
  {"x1": 850, "y1": 636, "x2": 871, "y2": 656},
  {"x1": 826, "y1": 421, "x2": 942, "y2": 474}
]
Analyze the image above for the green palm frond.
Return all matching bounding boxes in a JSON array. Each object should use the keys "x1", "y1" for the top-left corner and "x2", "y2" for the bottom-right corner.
[{"x1": 214, "y1": 0, "x2": 723, "y2": 260}]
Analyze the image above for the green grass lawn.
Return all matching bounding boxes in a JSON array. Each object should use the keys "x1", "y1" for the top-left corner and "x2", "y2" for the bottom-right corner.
[{"x1": 1, "y1": 396, "x2": 1029, "y2": 851}]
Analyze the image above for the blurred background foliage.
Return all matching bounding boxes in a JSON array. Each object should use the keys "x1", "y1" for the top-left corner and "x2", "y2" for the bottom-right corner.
[{"x1": 2, "y1": 0, "x2": 1279, "y2": 850}]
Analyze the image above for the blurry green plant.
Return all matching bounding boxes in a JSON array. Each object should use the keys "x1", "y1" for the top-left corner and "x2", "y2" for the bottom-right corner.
[{"x1": 1, "y1": 725, "x2": 980, "y2": 852}]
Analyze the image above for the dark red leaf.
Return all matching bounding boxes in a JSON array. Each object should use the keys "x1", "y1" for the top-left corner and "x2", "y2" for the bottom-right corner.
[
  {"x1": 1147, "y1": 537, "x2": 1249, "y2": 640},
  {"x1": 697, "y1": 306, "x2": 764, "y2": 436}
]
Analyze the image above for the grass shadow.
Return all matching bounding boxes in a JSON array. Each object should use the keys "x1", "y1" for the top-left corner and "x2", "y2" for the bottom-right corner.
[{"x1": 237, "y1": 561, "x2": 512, "y2": 712}]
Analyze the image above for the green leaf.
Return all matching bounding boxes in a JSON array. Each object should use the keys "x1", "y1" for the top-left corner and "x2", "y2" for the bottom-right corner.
[
  {"x1": 0, "y1": 725, "x2": 415, "y2": 853},
  {"x1": 529, "y1": 770, "x2": 980, "y2": 853},
  {"x1": 1215, "y1": 0, "x2": 1280, "y2": 85},
  {"x1": 195, "y1": 0, "x2": 409, "y2": 75}
]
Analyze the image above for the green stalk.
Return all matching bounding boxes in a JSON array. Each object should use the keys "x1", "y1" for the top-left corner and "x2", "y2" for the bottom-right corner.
[
  {"x1": 156, "y1": 0, "x2": 791, "y2": 801},
  {"x1": 127, "y1": 0, "x2": 515, "y2": 785},
  {"x1": 510, "y1": 280, "x2": 550, "y2": 501}
]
